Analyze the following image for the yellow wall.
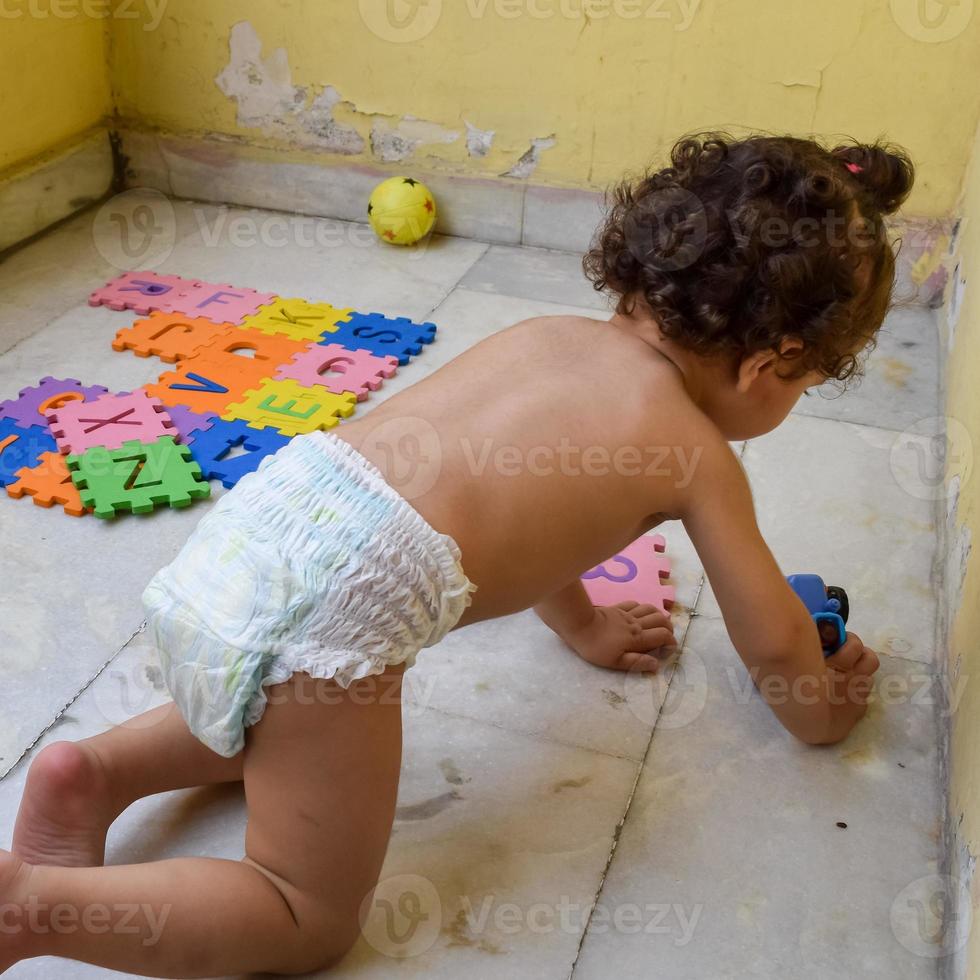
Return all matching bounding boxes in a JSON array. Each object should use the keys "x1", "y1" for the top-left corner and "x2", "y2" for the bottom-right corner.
[
  {"x1": 945, "y1": 110, "x2": 980, "y2": 973},
  {"x1": 110, "y1": 0, "x2": 980, "y2": 216},
  {"x1": 0, "y1": 12, "x2": 111, "y2": 174}
]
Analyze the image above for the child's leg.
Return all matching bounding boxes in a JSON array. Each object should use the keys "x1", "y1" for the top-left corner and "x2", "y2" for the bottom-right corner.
[
  {"x1": 1, "y1": 667, "x2": 404, "y2": 977},
  {"x1": 13, "y1": 703, "x2": 243, "y2": 868}
]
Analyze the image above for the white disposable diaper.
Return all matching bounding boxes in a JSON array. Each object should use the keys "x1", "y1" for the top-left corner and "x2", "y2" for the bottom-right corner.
[{"x1": 142, "y1": 430, "x2": 475, "y2": 757}]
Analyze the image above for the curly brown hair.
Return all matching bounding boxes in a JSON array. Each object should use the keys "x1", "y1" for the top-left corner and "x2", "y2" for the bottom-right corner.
[{"x1": 584, "y1": 133, "x2": 915, "y2": 382}]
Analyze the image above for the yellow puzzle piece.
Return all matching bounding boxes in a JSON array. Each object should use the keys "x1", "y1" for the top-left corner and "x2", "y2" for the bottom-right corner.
[
  {"x1": 222, "y1": 378, "x2": 357, "y2": 437},
  {"x1": 240, "y1": 298, "x2": 353, "y2": 341}
]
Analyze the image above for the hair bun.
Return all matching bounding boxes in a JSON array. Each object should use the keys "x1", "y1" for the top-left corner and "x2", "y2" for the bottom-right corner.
[{"x1": 831, "y1": 141, "x2": 915, "y2": 215}]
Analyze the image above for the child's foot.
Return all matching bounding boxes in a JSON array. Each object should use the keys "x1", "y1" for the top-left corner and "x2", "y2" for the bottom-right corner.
[
  {"x1": 12, "y1": 742, "x2": 116, "y2": 868},
  {"x1": 0, "y1": 849, "x2": 31, "y2": 971}
]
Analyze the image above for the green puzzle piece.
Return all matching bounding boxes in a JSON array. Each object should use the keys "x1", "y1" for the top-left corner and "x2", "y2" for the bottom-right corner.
[{"x1": 67, "y1": 436, "x2": 211, "y2": 519}]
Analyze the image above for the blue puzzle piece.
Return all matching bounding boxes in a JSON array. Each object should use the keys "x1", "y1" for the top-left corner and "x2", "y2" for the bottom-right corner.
[
  {"x1": 328, "y1": 313, "x2": 437, "y2": 365},
  {"x1": 0, "y1": 418, "x2": 57, "y2": 487},
  {"x1": 188, "y1": 418, "x2": 289, "y2": 488}
]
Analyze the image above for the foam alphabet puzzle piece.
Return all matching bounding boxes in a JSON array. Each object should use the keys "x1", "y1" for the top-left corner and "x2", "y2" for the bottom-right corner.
[
  {"x1": 328, "y1": 313, "x2": 437, "y2": 365},
  {"x1": 146, "y1": 358, "x2": 274, "y2": 415},
  {"x1": 158, "y1": 404, "x2": 216, "y2": 445},
  {"x1": 0, "y1": 419, "x2": 58, "y2": 487},
  {"x1": 241, "y1": 298, "x2": 354, "y2": 341},
  {"x1": 188, "y1": 418, "x2": 289, "y2": 488},
  {"x1": 222, "y1": 378, "x2": 356, "y2": 437},
  {"x1": 160, "y1": 282, "x2": 277, "y2": 325},
  {"x1": 89, "y1": 272, "x2": 201, "y2": 316},
  {"x1": 0, "y1": 376, "x2": 109, "y2": 428},
  {"x1": 67, "y1": 436, "x2": 211, "y2": 519},
  {"x1": 7, "y1": 451, "x2": 90, "y2": 516},
  {"x1": 275, "y1": 343, "x2": 398, "y2": 400},
  {"x1": 189, "y1": 327, "x2": 311, "y2": 371},
  {"x1": 112, "y1": 312, "x2": 237, "y2": 363},
  {"x1": 47, "y1": 391, "x2": 176, "y2": 454},
  {"x1": 581, "y1": 534, "x2": 676, "y2": 614}
]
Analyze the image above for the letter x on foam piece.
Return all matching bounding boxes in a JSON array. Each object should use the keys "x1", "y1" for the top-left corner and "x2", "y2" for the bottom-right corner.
[
  {"x1": 46, "y1": 391, "x2": 176, "y2": 454},
  {"x1": 67, "y1": 436, "x2": 211, "y2": 519},
  {"x1": 0, "y1": 418, "x2": 58, "y2": 488},
  {"x1": 275, "y1": 344, "x2": 398, "y2": 400},
  {"x1": 581, "y1": 534, "x2": 675, "y2": 615},
  {"x1": 7, "y1": 452, "x2": 89, "y2": 517},
  {"x1": 188, "y1": 418, "x2": 289, "y2": 488},
  {"x1": 0, "y1": 376, "x2": 109, "y2": 428},
  {"x1": 326, "y1": 312, "x2": 437, "y2": 365}
]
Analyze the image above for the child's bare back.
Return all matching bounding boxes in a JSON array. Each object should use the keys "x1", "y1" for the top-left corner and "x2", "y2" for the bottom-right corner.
[{"x1": 339, "y1": 312, "x2": 713, "y2": 622}]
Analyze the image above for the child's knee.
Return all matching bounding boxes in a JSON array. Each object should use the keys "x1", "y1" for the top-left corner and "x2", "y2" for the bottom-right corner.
[{"x1": 286, "y1": 898, "x2": 361, "y2": 973}]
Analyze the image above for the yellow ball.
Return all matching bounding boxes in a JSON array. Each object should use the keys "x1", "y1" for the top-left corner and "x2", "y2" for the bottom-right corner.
[{"x1": 368, "y1": 177, "x2": 437, "y2": 246}]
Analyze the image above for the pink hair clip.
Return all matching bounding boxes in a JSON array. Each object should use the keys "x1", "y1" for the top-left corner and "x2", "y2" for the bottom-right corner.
[{"x1": 845, "y1": 162, "x2": 863, "y2": 175}]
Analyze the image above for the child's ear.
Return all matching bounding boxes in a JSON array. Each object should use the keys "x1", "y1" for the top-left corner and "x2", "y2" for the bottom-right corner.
[{"x1": 735, "y1": 338, "x2": 805, "y2": 393}]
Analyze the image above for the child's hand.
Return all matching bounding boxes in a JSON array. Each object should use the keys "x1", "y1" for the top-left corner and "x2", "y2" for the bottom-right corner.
[
  {"x1": 565, "y1": 602, "x2": 676, "y2": 673},
  {"x1": 823, "y1": 631, "x2": 881, "y2": 738}
]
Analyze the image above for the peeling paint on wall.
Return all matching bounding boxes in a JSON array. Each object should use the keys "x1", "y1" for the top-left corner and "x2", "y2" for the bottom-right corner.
[
  {"x1": 370, "y1": 117, "x2": 460, "y2": 163},
  {"x1": 502, "y1": 136, "x2": 557, "y2": 179},
  {"x1": 216, "y1": 22, "x2": 365, "y2": 154},
  {"x1": 465, "y1": 121, "x2": 495, "y2": 158}
]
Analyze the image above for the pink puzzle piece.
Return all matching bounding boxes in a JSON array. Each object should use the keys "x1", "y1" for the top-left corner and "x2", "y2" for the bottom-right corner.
[
  {"x1": 47, "y1": 391, "x2": 175, "y2": 454},
  {"x1": 89, "y1": 272, "x2": 200, "y2": 316},
  {"x1": 0, "y1": 377, "x2": 109, "y2": 428},
  {"x1": 161, "y1": 282, "x2": 278, "y2": 325},
  {"x1": 581, "y1": 534, "x2": 675, "y2": 614},
  {"x1": 275, "y1": 344, "x2": 399, "y2": 400}
]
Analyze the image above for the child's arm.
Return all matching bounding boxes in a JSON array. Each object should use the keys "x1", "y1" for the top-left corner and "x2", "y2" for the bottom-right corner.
[
  {"x1": 534, "y1": 580, "x2": 675, "y2": 673},
  {"x1": 682, "y1": 444, "x2": 879, "y2": 745}
]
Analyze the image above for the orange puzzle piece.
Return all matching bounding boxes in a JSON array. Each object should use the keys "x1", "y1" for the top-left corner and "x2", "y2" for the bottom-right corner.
[
  {"x1": 6, "y1": 451, "x2": 90, "y2": 516},
  {"x1": 189, "y1": 327, "x2": 311, "y2": 370},
  {"x1": 112, "y1": 312, "x2": 237, "y2": 363},
  {"x1": 145, "y1": 356, "x2": 275, "y2": 415}
]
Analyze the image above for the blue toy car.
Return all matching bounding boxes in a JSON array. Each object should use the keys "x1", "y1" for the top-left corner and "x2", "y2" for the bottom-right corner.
[{"x1": 786, "y1": 574, "x2": 850, "y2": 656}]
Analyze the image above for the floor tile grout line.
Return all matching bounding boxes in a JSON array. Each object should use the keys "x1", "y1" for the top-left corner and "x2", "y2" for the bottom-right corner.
[
  {"x1": 567, "y1": 571, "x2": 707, "y2": 979},
  {"x1": 0, "y1": 621, "x2": 148, "y2": 784}
]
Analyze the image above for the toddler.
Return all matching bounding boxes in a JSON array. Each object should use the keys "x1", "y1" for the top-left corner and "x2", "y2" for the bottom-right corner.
[{"x1": 2, "y1": 133, "x2": 913, "y2": 976}]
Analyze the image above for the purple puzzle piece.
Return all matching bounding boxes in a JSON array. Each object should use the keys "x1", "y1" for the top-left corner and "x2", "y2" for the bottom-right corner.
[
  {"x1": 160, "y1": 282, "x2": 278, "y2": 325},
  {"x1": 89, "y1": 272, "x2": 201, "y2": 316},
  {"x1": 161, "y1": 405, "x2": 217, "y2": 445},
  {"x1": 0, "y1": 377, "x2": 109, "y2": 429}
]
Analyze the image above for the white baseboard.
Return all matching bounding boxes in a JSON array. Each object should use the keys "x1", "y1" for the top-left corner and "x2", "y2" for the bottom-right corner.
[{"x1": 0, "y1": 131, "x2": 115, "y2": 253}]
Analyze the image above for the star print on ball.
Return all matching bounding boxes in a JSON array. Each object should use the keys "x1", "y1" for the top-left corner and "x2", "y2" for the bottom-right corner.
[
  {"x1": 3, "y1": 270, "x2": 440, "y2": 520},
  {"x1": 368, "y1": 176, "x2": 437, "y2": 246}
]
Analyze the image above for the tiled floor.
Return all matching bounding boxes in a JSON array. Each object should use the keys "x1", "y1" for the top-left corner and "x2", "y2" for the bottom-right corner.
[{"x1": 0, "y1": 197, "x2": 943, "y2": 978}]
